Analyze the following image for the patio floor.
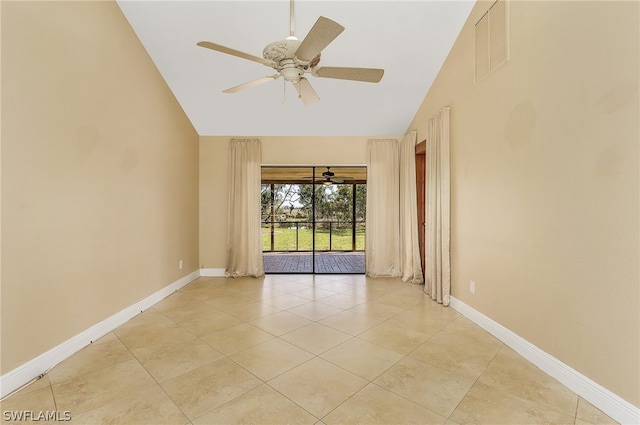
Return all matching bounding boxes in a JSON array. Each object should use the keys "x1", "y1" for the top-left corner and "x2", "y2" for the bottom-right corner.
[{"x1": 263, "y1": 252, "x2": 365, "y2": 274}]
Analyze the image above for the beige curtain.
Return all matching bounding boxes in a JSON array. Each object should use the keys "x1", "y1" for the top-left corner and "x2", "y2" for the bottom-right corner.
[
  {"x1": 399, "y1": 131, "x2": 424, "y2": 284},
  {"x1": 425, "y1": 107, "x2": 451, "y2": 305},
  {"x1": 226, "y1": 139, "x2": 264, "y2": 278},
  {"x1": 365, "y1": 139, "x2": 400, "y2": 277}
]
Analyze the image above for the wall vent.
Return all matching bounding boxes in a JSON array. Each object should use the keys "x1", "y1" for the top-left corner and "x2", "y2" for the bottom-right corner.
[{"x1": 475, "y1": 0, "x2": 509, "y2": 83}]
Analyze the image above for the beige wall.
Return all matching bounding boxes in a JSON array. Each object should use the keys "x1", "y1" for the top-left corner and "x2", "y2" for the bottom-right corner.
[
  {"x1": 408, "y1": 1, "x2": 639, "y2": 406},
  {"x1": 199, "y1": 136, "x2": 384, "y2": 269},
  {"x1": 1, "y1": 1, "x2": 199, "y2": 373}
]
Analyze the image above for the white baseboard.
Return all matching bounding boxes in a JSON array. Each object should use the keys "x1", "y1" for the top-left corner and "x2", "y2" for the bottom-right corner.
[
  {"x1": 449, "y1": 297, "x2": 640, "y2": 425},
  {"x1": 199, "y1": 268, "x2": 226, "y2": 277},
  {"x1": 0, "y1": 270, "x2": 200, "y2": 399}
]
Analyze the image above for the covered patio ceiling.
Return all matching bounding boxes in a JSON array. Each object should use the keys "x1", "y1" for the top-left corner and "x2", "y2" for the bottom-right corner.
[{"x1": 261, "y1": 166, "x2": 366, "y2": 184}]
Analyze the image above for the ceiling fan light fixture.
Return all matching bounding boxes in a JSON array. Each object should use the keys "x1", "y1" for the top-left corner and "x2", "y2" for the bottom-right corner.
[{"x1": 280, "y1": 60, "x2": 303, "y2": 81}]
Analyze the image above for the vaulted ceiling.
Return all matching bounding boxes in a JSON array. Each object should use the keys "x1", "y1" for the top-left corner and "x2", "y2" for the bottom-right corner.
[{"x1": 117, "y1": 1, "x2": 474, "y2": 137}]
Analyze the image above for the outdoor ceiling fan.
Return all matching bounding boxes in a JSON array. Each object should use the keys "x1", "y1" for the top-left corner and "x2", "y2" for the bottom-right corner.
[
  {"x1": 196, "y1": 0, "x2": 384, "y2": 105},
  {"x1": 304, "y1": 167, "x2": 354, "y2": 185}
]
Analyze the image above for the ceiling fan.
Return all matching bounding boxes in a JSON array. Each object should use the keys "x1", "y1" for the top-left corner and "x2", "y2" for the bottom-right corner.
[
  {"x1": 304, "y1": 167, "x2": 354, "y2": 185},
  {"x1": 196, "y1": 0, "x2": 384, "y2": 105}
]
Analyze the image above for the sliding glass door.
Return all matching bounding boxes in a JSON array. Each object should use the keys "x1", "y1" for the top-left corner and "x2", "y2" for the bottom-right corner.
[{"x1": 261, "y1": 166, "x2": 366, "y2": 274}]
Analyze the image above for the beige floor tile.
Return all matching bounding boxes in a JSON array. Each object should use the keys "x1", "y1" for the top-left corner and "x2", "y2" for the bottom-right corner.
[
  {"x1": 47, "y1": 337, "x2": 134, "y2": 385},
  {"x1": 374, "y1": 356, "x2": 475, "y2": 417},
  {"x1": 202, "y1": 293, "x2": 255, "y2": 311},
  {"x1": 386, "y1": 313, "x2": 453, "y2": 336},
  {"x1": 287, "y1": 301, "x2": 344, "y2": 321},
  {"x1": 363, "y1": 277, "x2": 408, "y2": 290},
  {"x1": 318, "y1": 293, "x2": 366, "y2": 309},
  {"x1": 153, "y1": 291, "x2": 201, "y2": 312},
  {"x1": 201, "y1": 323, "x2": 274, "y2": 355},
  {"x1": 116, "y1": 308, "x2": 175, "y2": 332},
  {"x1": 115, "y1": 321, "x2": 198, "y2": 357},
  {"x1": 280, "y1": 323, "x2": 352, "y2": 355},
  {"x1": 222, "y1": 276, "x2": 267, "y2": 292},
  {"x1": 263, "y1": 293, "x2": 312, "y2": 310},
  {"x1": 160, "y1": 358, "x2": 262, "y2": 420},
  {"x1": 5, "y1": 275, "x2": 616, "y2": 425},
  {"x1": 359, "y1": 321, "x2": 432, "y2": 355},
  {"x1": 261, "y1": 274, "x2": 295, "y2": 285},
  {"x1": 330, "y1": 274, "x2": 368, "y2": 285},
  {"x1": 348, "y1": 300, "x2": 405, "y2": 320},
  {"x1": 233, "y1": 286, "x2": 287, "y2": 301},
  {"x1": 272, "y1": 281, "x2": 313, "y2": 293},
  {"x1": 576, "y1": 397, "x2": 620, "y2": 424},
  {"x1": 178, "y1": 285, "x2": 234, "y2": 302},
  {"x1": 178, "y1": 311, "x2": 244, "y2": 337},
  {"x1": 69, "y1": 385, "x2": 189, "y2": 425},
  {"x1": 340, "y1": 285, "x2": 393, "y2": 300},
  {"x1": 477, "y1": 346, "x2": 579, "y2": 417},
  {"x1": 192, "y1": 384, "x2": 317, "y2": 425},
  {"x1": 229, "y1": 338, "x2": 314, "y2": 381},
  {"x1": 322, "y1": 383, "x2": 447, "y2": 425},
  {"x1": 52, "y1": 358, "x2": 156, "y2": 416},
  {"x1": 290, "y1": 286, "x2": 339, "y2": 300},
  {"x1": 320, "y1": 337, "x2": 403, "y2": 381},
  {"x1": 450, "y1": 381, "x2": 576, "y2": 424},
  {"x1": 319, "y1": 310, "x2": 383, "y2": 335},
  {"x1": 408, "y1": 318, "x2": 502, "y2": 380},
  {"x1": 223, "y1": 301, "x2": 281, "y2": 321},
  {"x1": 249, "y1": 311, "x2": 311, "y2": 336},
  {"x1": 269, "y1": 358, "x2": 368, "y2": 418},
  {"x1": 316, "y1": 280, "x2": 363, "y2": 293},
  {"x1": 1, "y1": 386, "x2": 57, "y2": 421},
  {"x1": 188, "y1": 276, "x2": 228, "y2": 286},
  {"x1": 387, "y1": 301, "x2": 459, "y2": 332},
  {"x1": 374, "y1": 291, "x2": 426, "y2": 309},
  {"x1": 136, "y1": 339, "x2": 224, "y2": 382},
  {"x1": 156, "y1": 300, "x2": 218, "y2": 323}
]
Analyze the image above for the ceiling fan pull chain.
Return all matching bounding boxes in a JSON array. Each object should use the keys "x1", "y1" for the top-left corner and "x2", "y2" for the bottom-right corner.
[{"x1": 282, "y1": 79, "x2": 288, "y2": 104}]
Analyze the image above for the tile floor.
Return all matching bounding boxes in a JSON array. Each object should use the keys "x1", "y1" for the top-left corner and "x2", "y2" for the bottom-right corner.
[{"x1": 1, "y1": 275, "x2": 619, "y2": 424}]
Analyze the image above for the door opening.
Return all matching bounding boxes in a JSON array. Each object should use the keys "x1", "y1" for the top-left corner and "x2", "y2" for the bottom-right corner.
[{"x1": 261, "y1": 166, "x2": 367, "y2": 274}]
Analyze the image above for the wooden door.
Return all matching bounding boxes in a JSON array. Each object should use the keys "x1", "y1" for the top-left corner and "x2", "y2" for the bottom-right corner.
[{"x1": 415, "y1": 141, "x2": 426, "y2": 274}]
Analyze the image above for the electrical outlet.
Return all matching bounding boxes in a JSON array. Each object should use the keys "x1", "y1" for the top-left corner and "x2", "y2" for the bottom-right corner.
[
  {"x1": 469, "y1": 280, "x2": 476, "y2": 294},
  {"x1": 179, "y1": 260, "x2": 183, "y2": 270}
]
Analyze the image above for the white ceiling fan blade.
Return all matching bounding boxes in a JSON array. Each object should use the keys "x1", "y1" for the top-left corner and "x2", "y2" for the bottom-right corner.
[
  {"x1": 197, "y1": 41, "x2": 274, "y2": 67},
  {"x1": 292, "y1": 77, "x2": 320, "y2": 105},
  {"x1": 295, "y1": 16, "x2": 344, "y2": 62},
  {"x1": 315, "y1": 67, "x2": 384, "y2": 83},
  {"x1": 223, "y1": 74, "x2": 280, "y2": 93}
]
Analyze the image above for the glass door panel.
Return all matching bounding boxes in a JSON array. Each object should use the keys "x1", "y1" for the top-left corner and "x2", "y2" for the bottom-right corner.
[
  {"x1": 313, "y1": 166, "x2": 366, "y2": 274},
  {"x1": 261, "y1": 166, "x2": 314, "y2": 274}
]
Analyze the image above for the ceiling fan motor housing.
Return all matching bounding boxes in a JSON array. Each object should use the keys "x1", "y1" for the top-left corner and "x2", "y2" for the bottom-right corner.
[
  {"x1": 264, "y1": 39, "x2": 310, "y2": 82},
  {"x1": 263, "y1": 39, "x2": 300, "y2": 62}
]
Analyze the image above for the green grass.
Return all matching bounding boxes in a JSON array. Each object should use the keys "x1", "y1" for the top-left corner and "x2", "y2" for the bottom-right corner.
[{"x1": 262, "y1": 224, "x2": 365, "y2": 251}]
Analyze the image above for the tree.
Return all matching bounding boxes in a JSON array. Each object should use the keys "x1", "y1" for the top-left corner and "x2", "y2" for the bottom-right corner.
[
  {"x1": 261, "y1": 184, "x2": 303, "y2": 222},
  {"x1": 262, "y1": 181, "x2": 366, "y2": 226}
]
